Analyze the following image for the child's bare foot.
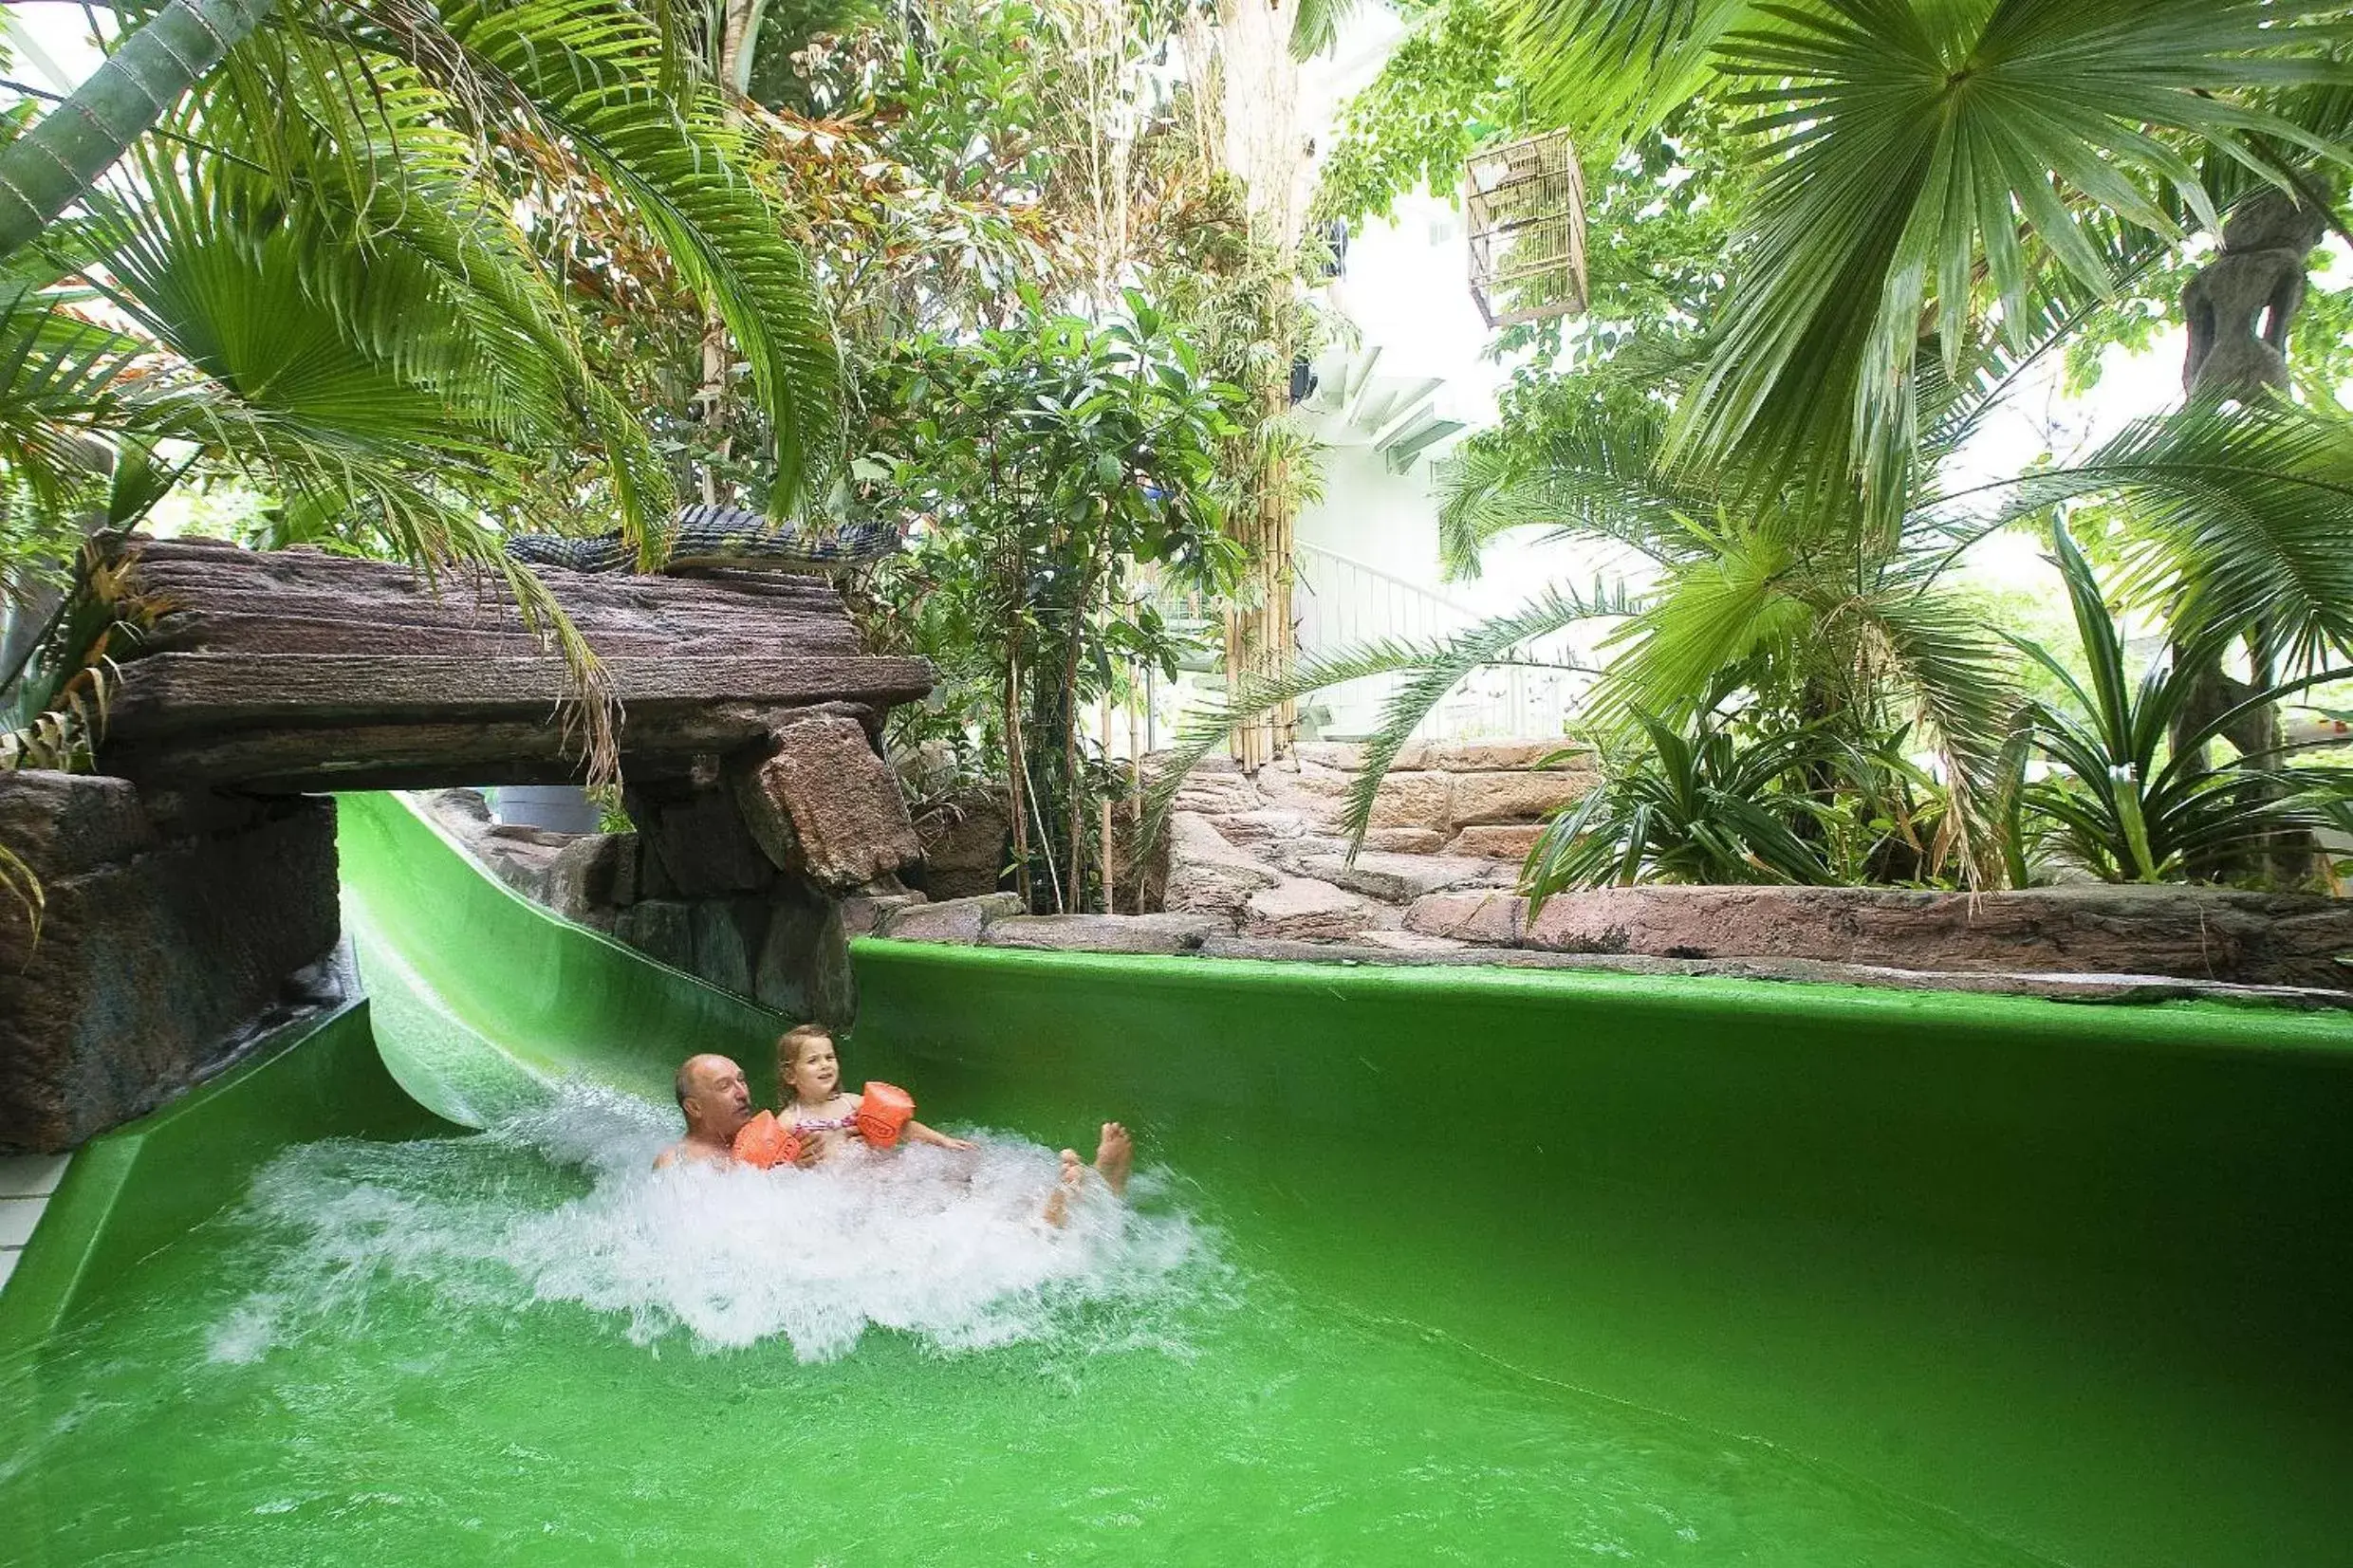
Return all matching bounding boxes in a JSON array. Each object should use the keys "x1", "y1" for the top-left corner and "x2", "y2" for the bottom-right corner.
[
  {"x1": 1043, "y1": 1148, "x2": 1086, "y2": 1227},
  {"x1": 1094, "y1": 1122, "x2": 1133, "y2": 1198}
]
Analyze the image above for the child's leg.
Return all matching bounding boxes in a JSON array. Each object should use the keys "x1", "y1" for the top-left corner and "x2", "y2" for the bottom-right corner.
[{"x1": 1042, "y1": 1123, "x2": 1134, "y2": 1226}]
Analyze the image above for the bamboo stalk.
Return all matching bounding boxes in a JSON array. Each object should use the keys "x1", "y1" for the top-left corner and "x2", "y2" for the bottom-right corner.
[{"x1": 1100, "y1": 685, "x2": 1116, "y2": 912}]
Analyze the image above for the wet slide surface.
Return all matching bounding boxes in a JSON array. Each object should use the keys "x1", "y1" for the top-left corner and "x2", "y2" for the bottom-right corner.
[{"x1": 3, "y1": 791, "x2": 2351, "y2": 1564}]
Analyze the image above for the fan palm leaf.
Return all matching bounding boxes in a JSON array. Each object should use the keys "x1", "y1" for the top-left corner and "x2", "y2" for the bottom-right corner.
[
  {"x1": 1504, "y1": 0, "x2": 1753, "y2": 142},
  {"x1": 52, "y1": 150, "x2": 628, "y2": 777},
  {"x1": 1554, "y1": 2, "x2": 2353, "y2": 526},
  {"x1": 1986, "y1": 398, "x2": 2353, "y2": 673}
]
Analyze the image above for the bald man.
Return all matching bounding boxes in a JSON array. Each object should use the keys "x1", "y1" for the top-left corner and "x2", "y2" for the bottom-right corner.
[{"x1": 654, "y1": 1053, "x2": 753, "y2": 1170}]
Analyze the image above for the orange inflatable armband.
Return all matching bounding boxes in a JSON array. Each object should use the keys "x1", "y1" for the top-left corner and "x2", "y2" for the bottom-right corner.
[
  {"x1": 732, "y1": 1110, "x2": 802, "y2": 1170},
  {"x1": 854, "y1": 1081, "x2": 916, "y2": 1148}
]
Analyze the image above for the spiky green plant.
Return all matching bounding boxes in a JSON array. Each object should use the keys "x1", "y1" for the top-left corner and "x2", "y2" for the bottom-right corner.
[
  {"x1": 1521, "y1": 703, "x2": 1841, "y2": 898},
  {"x1": 2010, "y1": 521, "x2": 2353, "y2": 885}
]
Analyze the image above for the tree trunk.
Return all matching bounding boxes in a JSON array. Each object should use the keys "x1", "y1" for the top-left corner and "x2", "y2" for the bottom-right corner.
[
  {"x1": 1062, "y1": 554, "x2": 1102, "y2": 913},
  {"x1": 0, "y1": 0, "x2": 274, "y2": 259},
  {"x1": 2170, "y1": 191, "x2": 2330, "y2": 888},
  {"x1": 1005, "y1": 640, "x2": 1030, "y2": 906},
  {"x1": 2173, "y1": 632, "x2": 2319, "y2": 885},
  {"x1": 693, "y1": 0, "x2": 762, "y2": 505},
  {"x1": 1213, "y1": 0, "x2": 1305, "y2": 773}
]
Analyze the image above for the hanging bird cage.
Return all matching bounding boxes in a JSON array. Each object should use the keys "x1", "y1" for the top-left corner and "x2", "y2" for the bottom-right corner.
[{"x1": 1463, "y1": 131, "x2": 1588, "y2": 328}]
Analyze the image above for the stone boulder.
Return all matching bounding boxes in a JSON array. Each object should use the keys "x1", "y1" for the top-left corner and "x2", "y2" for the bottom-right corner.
[
  {"x1": 1170, "y1": 766, "x2": 1264, "y2": 817},
  {"x1": 0, "y1": 769, "x2": 155, "y2": 871},
  {"x1": 752, "y1": 879, "x2": 856, "y2": 1024},
  {"x1": 1448, "y1": 769, "x2": 1591, "y2": 826},
  {"x1": 630, "y1": 780, "x2": 773, "y2": 897},
  {"x1": 841, "y1": 883, "x2": 927, "y2": 938},
  {"x1": 1162, "y1": 812, "x2": 1282, "y2": 916},
  {"x1": 1399, "y1": 889, "x2": 1526, "y2": 946},
  {"x1": 1365, "y1": 771, "x2": 1454, "y2": 832},
  {"x1": 1243, "y1": 876, "x2": 1395, "y2": 942},
  {"x1": 1364, "y1": 827, "x2": 1447, "y2": 855},
  {"x1": 983, "y1": 913, "x2": 1227, "y2": 955},
  {"x1": 878, "y1": 892, "x2": 1027, "y2": 945},
  {"x1": 1294, "y1": 850, "x2": 1504, "y2": 904},
  {"x1": 1204, "y1": 808, "x2": 1311, "y2": 848},
  {"x1": 1444, "y1": 823, "x2": 1546, "y2": 860},
  {"x1": 732, "y1": 711, "x2": 921, "y2": 892},
  {"x1": 1421, "y1": 739, "x2": 1584, "y2": 771},
  {"x1": 1406, "y1": 883, "x2": 2353, "y2": 987},
  {"x1": 915, "y1": 790, "x2": 1009, "y2": 901}
]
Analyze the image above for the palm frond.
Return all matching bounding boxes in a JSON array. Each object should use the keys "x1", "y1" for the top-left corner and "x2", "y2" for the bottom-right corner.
[
  {"x1": 1336, "y1": 580, "x2": 1631, "y2": 847},
  {"x1": 1142, "y1": 636, "x2": 1451, "y2": 851},
  {"x1": 1989, "y1": 398, "x2": 2353, "y2": 669},
  {"x1": 1143, "y1": 580, "x2": 1630, "y2": 850},
  {"x1": 1433, "y1": 387, "x2": 1699, "y2": 580},
  {"x1": 410, "y1": 0, "x2": 843, "y2": 513},
  {"x1": 1288, "y1": 0, "x2": 1366, "y2": 60},
  {"x1": 0, "y1": 823, "x2": 40, "y2": 942},
  {"x1": 1669, "y1": 0, "x2": 2351, "y2": 529},
  {"x1": 1585, "y1": 515, "x2": 1806, "y2": 722},
  {"x1": 1843, "y1": 579, "x2": 2020, "y2": 882},
  {"x1": 1505, "y1": 0, "x2": 1753, "y2": 141}
]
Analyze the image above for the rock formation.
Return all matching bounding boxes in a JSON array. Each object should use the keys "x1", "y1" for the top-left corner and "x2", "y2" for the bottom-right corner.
[
  {"x1": 0, "y1": 535, "x2": 936, "y2": 1151},
  {"x1": 1151, "y1": 740, "x2": 1594, "y2": 942},
  {"x1": 0, "y1": 772, "x2": 343, "y2": 1151}
]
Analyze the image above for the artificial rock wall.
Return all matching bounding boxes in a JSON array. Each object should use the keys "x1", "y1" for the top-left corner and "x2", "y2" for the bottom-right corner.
[
  {"x1": 0, "y1": 771, "x2": 343, "y2": 1152},
  {"x1": 434, "y1": 705, "x2": 924, "y2": 1023}
]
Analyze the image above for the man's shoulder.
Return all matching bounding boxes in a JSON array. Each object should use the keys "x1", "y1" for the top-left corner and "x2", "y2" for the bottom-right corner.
[{"x1": 656, "y1": 1138, "x2": 732, "y2": 1170}]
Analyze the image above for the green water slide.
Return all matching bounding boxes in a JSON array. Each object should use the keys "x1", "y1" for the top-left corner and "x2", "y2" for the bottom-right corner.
[
  {"x1": 4, "y1": 787, "x2": 2352, "y2": 1564},
  {"x1": 0, "y1": 791, "x2": 785, "y2": 1343},
  {"x1": 335, "y1": 788, "x2": 787, "y2": 1125}
]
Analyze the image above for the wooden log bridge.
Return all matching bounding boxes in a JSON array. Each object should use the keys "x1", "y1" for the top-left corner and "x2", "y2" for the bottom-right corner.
[{"x1": 96, "y1": 537, "x2": 935, "y2": 794}]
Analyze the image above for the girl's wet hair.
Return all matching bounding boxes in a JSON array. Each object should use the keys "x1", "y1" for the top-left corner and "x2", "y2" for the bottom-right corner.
[{"x1": 776, "y1": 1023, "x2": 833, "y2": 1074}]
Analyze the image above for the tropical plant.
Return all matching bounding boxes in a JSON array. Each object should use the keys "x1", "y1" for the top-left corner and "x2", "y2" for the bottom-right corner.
[
  {"x1": 0, "y1": 0, "x2": 863, "y2": 788},
  {"x1": 1, "y1": 3, "x2": 840, "y2": 536},
  {"x1": 1521, "y1": 703, "x2": 1839, "y2": 895},
  {"x1": 1138, "y1": 0, "x2": 2353, "y2": 905},
  {"x1": 1498, "y1": 0, "x2": 2353, "y2": 518},
  {"x1": 855, "y1": 298, "x2": 1244, "y2": 912},
  {"x1": 2010, "y1": 521, "x2": 2353, "y2": 886},
  {"x1": 0, "y1": 538, "x2": 157, "y2": 770},
  {"x1": 1154, "y1": 304, "x2": 2061, "y2": 873}
]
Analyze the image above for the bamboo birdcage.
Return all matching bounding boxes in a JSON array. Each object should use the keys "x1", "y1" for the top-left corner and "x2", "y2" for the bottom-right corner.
[{"x1": 1464, "y1": 132, "x2": 1588, "y2": 328}]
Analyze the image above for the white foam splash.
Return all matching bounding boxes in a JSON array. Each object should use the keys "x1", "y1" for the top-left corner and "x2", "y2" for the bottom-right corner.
[{"x1": 213, "y1": 1081, "x2": 1211, "y2": 1363}]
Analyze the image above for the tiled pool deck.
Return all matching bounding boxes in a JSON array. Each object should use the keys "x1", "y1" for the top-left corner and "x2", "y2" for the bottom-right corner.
[{"x1": 0, "y1": 1154, "x2": 68, "y2": 1292}]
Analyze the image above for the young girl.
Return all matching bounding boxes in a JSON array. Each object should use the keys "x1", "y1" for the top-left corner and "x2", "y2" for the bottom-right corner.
[
  {"x1": 775, "y1": 1023, "x2": 973, "y2": 1163},
  {"x1": 771, "y1": 1024, "x2": 1133, "y2": 1222}
]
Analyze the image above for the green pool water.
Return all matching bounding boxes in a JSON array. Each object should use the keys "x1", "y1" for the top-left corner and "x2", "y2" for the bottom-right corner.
[
  {"x1": 0, "y1": 1111, "x2": 2061, "y2": 1566},
  {"x1": 2, "y1": 792, "x2": 2349, "y2": 1565}
]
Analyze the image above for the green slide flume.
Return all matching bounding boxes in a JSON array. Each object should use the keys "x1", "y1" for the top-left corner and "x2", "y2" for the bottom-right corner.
[{"x1": 2, "y1": 788, "x2": 2350, "y2": 1567}]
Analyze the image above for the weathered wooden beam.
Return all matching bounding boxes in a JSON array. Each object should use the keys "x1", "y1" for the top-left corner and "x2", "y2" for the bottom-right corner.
[
  {"x1": 91, "y1": 536, "x2": 933, "y2": 794},
  {"x1": 123, "y1": 537, "x2": 865, "y2": 663},
  {"x1": 137, "y1": 609, "x2": 861, "y2": 659},
  {"x1": 106, "y1": 653, "x2": 935, "y2": 738},
  {"x1": 104, "y1": 707, "x2": 806, "y2": 794}
]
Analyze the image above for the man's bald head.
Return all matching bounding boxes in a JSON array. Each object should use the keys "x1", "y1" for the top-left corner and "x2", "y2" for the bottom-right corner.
[{"x1": 674, "y1": 1053, "x2": 751, "y2": 1142}]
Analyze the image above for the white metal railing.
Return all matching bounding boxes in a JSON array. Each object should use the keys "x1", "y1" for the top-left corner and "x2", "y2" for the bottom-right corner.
[{"x1": 1291, "y1": 542, "x2": 1576, "y2": 741}]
